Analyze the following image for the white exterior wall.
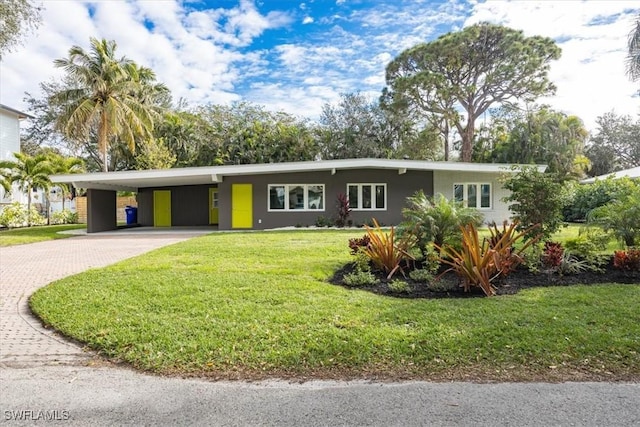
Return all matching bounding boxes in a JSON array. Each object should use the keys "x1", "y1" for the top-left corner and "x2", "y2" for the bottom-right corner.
[
  {"x1": 433, "y1": 170, "x2": 513, "y2": 225},
  {"x1": 0, "y1": 109, "x2": 22, "y2": 204}
]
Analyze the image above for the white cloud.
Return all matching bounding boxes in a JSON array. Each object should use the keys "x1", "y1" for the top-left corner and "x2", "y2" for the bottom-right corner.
[
  {"x1": 466, "y1": 0, "x2": 640, "y2": 129},
  {"x1": 303, "y1": 16, "x2": 314, "y2": 24}
]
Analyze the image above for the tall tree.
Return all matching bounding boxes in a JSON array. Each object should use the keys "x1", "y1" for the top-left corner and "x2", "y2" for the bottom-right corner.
[
  {"x1": 585, "y1": 111, "x2": 640, "y2": 176},
  {"x1": 627, "y1": 13, "x2": 640, "y2": 82},
  {"x1": 0, "y1": 153, "x2": 52, "y2": 226},
  {"x1": 474, "y1": 105, "x2": 589, "y2": 181},
  {"x1": 51, "y1": 38, "x2": 168, "y2": 172},
  {"x1": 318, "y1": 93, "x2": 395, "y2": 159},
  {"x1": 383, "y1": 22, "x2": 561, "y2": 162},
  {"x1": 0, "y1": 0, "x2": 41, "y2": 57}
]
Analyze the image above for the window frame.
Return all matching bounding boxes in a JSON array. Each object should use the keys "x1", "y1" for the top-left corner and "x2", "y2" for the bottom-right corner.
[
  {"x1": 267, "y1": 184, "x2": 326, "y2": 212},
  {"x1": 453, "y1": 182, "x2": 492, "y2": 209},
  {"x1": 346, "y1": 183, "x2": 387, "y2": 211}
]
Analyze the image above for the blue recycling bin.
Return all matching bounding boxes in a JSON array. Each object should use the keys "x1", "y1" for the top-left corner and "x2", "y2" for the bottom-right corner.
[{"x1": 124, "y1": 206, "x2": 138, "y2": 225}]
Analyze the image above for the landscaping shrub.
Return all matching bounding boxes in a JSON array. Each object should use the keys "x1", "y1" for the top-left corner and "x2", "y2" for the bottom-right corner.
[
  {"x1": 555, "y1": 252, "x2": 589, "y2": 276},
  {"x1": 343, "y1": 270, "x2": 378, "y2": 287},
  {"x1": 542, "y1": 242, "x2": 564, "y2": 268},
  {"x1": 436, "y1": 222, "x2": 535, "y2": 297},
  {"x1": 51, "y1": 209, "x2": 78, "y2": 225},
  {"x1": 563, "y1": 177, "x2": 638, "y2": 222},
  {"x1": 388, "y1": 279, "x2": 411, "y2": 294},
  {"x1": 0, "y1": 202, "x2": 46, "y2": 228},
  {"x1": 363, "y1": 218, "x2": 414, "y2": 279},
  {"x1": 564, "y1": 228, "x2": 609, "y2": 272},
  {"x1": 613, "y1": 249, "x2": 640, "y2": 271},
  {"x1": 501, "y1": 166, "x2": 567, "y2": 240},
  {"x1": 587, "y1": 183, "x2": 640, "y2": 247},
  {"x1": 314, "y1": 216, "x2": 333, "y2": 227},
  {"x1": 400, "y1": 191, "x2": 483, "y2": 256},
  {"x1": 334, "y1": 193, "x2": 352, "y2": 227},
  {"x1": 348, "y1": 235, "x2": 371, "y2": 255},
  {"x1": 408, "y1": 268, "x2": 434, "y2": 283}
]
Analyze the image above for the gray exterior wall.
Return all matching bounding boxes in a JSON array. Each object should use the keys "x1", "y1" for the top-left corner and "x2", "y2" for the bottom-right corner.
[
  {"x1": 218, "y1": 169, "x2": 433, "y2": 230},
  {"x1": 137, "y1": 185, "x2": 213, "y2": 226},
  {"x1": 87, "y1": 189, "x2": 117, "y2": 233},
  {"x1": 135, "y1": 169, "x2": 433, "y2": 230}
]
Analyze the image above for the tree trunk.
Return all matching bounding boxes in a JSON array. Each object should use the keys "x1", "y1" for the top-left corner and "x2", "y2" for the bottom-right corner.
[
  {"x1": 461, "y1": 119, "x2": 475, "y2": 162},
  {"x1": 100, "y1": 112, "x2": 109, "y2": 172},
  {"x1": 443, "y1": 120, "x2": 450, "y2": 161},
  {"x1": 27, "y1": 185, "x2": 32, "y2": 227}
]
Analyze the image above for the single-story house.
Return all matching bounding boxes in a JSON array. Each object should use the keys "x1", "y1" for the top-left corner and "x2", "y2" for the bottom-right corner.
[
  {"x1": 50, "y1": 158, "x2": 546, "y2": 233},
  {"x1": 580, "y1": 166, "x2": 640, "y2": 184}
]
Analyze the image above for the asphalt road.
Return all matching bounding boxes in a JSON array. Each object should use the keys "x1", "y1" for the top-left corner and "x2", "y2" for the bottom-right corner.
[{"x1": 1, "y1": 365, "x2": 639, "y2": 426}]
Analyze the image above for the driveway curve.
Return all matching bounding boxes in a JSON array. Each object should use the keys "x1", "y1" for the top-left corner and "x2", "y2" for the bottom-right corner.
[
  {"x1": 1, "y1": 231, "x2": 639, "y2": 426},
  {"x1": 0, "y1": 232, "x2": 204, "y2": 367}
]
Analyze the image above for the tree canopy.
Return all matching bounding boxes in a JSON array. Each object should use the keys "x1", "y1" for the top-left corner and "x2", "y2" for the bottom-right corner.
[
  {"x1": 473, "y1": 105, "x2": 589, "y2": 181},
  {"x1": 51, "y1": 38, "x2": 169, "y2": 172},
  {"x1": 383, "y1": 22, "x2": 561, "y2": 162},
  {"x1": 585, "y1": 111, "x2": 640, "y2": 177},
  {"x1": 0, "y1": 0, "x2": 41, "y2": 57}
]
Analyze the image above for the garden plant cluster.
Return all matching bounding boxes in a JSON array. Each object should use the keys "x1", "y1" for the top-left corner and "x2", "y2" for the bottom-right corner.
[{"x1": 336, "y1": 169, "x2": 640, "y2": 297}]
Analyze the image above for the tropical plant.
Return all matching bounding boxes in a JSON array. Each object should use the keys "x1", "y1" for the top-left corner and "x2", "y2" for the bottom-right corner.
[
  {"x1": 0, "y1": 0, "x2": 42, "y2": 56},
  {"x1": 0, "y1": 152, "x2": 52, "y2": 226},
  {"x1": 436, "y1": 222, "x2": 537, "y2": 297},
  {"x1": 541, "y1": 241, "x2": 564, "y2": 269},
  {"x1": 627, "y1": 13, "x2": 640, "y2": 82},
  {"x1": 587, "y1": 183, "x2": 640, "y2": 247},
  {"x1": 400, "y1": 191, "x2": 484, "y2": 256},
  {"x1": 47, "y1": 153, "x2": 84, "y2": 210},
  {"x1": 613, "y1": 249, "x2": 640, "y2": 271},
  {"x1": 335, "y1": 193, "x2": 351, "y2": 227},
  {"x1": 555, "y1": 252, "x2": 589, "y2": 276},
  {"x1": 51, "y1": 38, "x2": 168, "y2": 172},
  {"x1": 363, "y1": 218, "x2": 414, "y2": 279}
]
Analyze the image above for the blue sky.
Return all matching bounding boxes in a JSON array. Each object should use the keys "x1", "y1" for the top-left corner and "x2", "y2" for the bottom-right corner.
[{"x1": 1, "y1": 0, "x2": 638, "y2": 132}]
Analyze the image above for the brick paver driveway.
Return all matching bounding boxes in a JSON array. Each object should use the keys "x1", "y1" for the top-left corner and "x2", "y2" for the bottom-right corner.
[{"x1": 0, "y1": 232, "x2": 208, "y2": 367}]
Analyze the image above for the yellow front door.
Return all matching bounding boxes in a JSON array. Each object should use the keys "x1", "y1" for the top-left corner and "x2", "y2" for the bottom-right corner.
[
  {"x1": 231, "y1": 184, "x2": 252, "y2": 229},
  {"x1": 153, "y1": 190, "x2": 171, "y2": 227},
  {"x1": 209, "y1": 187, "x2": 219, "y2": 225}
]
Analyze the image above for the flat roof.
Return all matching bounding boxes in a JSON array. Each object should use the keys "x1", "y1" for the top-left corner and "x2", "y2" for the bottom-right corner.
[
  {"x1": 51, "y1": 158, "x2": 547, "y2": 191},
  {"x1": 0, "y1": 104, "x2": 33, "y2": 119},
  {"x1": 580, "y1": 166, "x2": 640, "y2": 184}
]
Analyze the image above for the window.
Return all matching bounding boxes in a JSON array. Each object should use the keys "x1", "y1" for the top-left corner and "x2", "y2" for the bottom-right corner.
[
  {"x1": 453, "y1": 183, "x2": 491, "y2": 209},
  {"x1": 347, "y1": 184, "x2": 386, "y2": 210},
  {"x1": 268, "y1": 184, "x2": 325, "y2": 211}
]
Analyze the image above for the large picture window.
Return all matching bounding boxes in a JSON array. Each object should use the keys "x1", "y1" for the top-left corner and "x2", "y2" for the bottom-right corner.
[
  {"x1": 453, "y1": 183, "x2": 491, "y2": 209},
  {"x1": 347, "y1": 184, "x2": 386, "y2": 210},
  {"x1": 268, "y1": 184, "x2": 325, "y2": 211}
]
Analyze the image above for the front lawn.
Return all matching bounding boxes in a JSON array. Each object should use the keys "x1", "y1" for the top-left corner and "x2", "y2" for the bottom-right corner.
[
  {"x1": 30, "y1": 230, "x2": 640, "y2": 381},
  {"x1": 0, "y1": 224, "x2": 86, "y2": 246}
]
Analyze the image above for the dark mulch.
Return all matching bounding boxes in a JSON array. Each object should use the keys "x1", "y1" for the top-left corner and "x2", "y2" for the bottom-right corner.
[{"x1": 330, "y1": 258, "x2": 640, "y2": 299}]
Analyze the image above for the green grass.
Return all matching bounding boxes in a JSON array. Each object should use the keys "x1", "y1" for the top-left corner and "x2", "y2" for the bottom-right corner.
[
  {"x1": 0, "y1": 224, "x2": 86, "y2": 246},
  {"x1": 30, "y1": 230, "x2": 640, "y2": 380}
]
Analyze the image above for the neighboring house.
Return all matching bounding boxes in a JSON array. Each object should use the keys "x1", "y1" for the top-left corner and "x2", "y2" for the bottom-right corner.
[
  {"x1": 52, "y1": 159, "x2": 546, "y2": 233},
  {"x1": 0, "y1": 104, "x2": 33, "y2": 206},
  {"x1": 580, "y1": 166, "x2": 640, "y2": 184}
]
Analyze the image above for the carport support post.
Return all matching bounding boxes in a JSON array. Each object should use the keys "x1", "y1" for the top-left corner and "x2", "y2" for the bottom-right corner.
[{"x1": 87, "y1": 189, "x2": 117, "y2": 233}]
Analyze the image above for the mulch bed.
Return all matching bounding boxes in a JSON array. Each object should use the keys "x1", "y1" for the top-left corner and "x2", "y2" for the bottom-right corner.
[{"x1": 330, "y1": 258, "x2": 640, "y2": 299}]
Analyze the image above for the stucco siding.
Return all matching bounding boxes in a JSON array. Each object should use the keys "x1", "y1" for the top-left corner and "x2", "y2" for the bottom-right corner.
[
  {"x1": 0, "y1": 110, "x2": 20, "y2": 162},
  {"x1": 433, "y1": 170, "x2": 512, "y2": 224},
  {"x1": 137, "y1": 185, "x2": 214, "y2": 226},
  {"x1": 218, "y1": 169, "x2": 433, "y2": 230}
]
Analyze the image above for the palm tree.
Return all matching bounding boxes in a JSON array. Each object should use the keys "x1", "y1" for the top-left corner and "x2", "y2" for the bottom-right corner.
[
  {"x1": 0, "y1": 152, "x2": 53, "y2": 226},
  {"x1": 52, "y1": 38, "x2": 167, "y2": 172},
  {"x1": 628, "y1": 14, "x2": 640, "y2": 82},
  {"x1": 48, "y1": 153, "x2": 84, "y2": 210}
]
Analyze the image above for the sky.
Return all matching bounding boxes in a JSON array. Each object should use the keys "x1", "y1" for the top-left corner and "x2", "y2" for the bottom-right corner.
[{"x1": 1, "y1": 0, "x2": 638, "y2": 133}]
